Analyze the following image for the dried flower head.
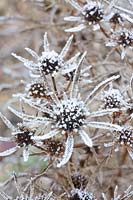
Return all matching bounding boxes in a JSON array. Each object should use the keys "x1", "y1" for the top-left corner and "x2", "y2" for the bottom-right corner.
[
  {"x1": 114, "y1": 127, "x2": 133, "y2": 148},
  {"x1": 43, "y1": 139, "x2": 65, "y2": 157},
  {"x1": 106, "y1": 29, "x2": 133, "y2": 59},
  {"x1": 71, "y1": 172, "x2": 88, "y2": 189},
  {"x1": 28, "y1": 82, "x2": 48, "y2": 99},
  {"x1": 12, "y1": 33, "x2": 82, "y2": 78},
  {"x1": 109, "y1": 12, "x2": 124, "y2": 24},
  {"x1": 64, "y1": 0, "x2": 104, "y2": 32}
]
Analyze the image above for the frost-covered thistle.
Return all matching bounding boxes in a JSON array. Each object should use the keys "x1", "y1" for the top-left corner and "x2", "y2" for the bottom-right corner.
[
  {"x1": 64, "y1": 0, "x2": 104, "y2": 32},
  {"x1": 0, "y1": 112, "x2": 38, "y2": 161},
  {"x1": 12, "y1": 33, "x2": 81, "y2": 77},
  {"x1": 102, "y1": 185, "x2": 133, "y2": 200},
  {"x1": 106, "y1": 28, "x2": 133, "y2": 59},
  {"x1": 68, "y1": 188, "x2": 97, "y2": 200},
  {"x1": 14, "y1": 72, "x2": 122, "y2": 168},
  {"x1": 105, "y1": 126, "x2": 133, "y2": 160}
]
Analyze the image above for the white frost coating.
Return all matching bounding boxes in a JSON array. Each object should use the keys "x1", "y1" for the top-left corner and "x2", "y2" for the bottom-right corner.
[
  {"x1": 0, "y1": 112, "x2": 15, "y2": 131},
  {"x1": 87, "y1": 121, "x2": 122, "y2": 131},
  {"x1": 25, "y1": 47, "x2": 39, "y2": 59},
  {"x1": 79, "y1": 130, "x2": 93, "y2": 147},
  {"x1": 60, "y1": 35, "x2": 73, "y2": 59},
  {"x1": 71, "y1": 51, "x2": 87, "y2": 97},
  {"x1": 32, "y1": 130, "x2": 58, "y2": 140},
  {"x1": 0, "y1": 146, "x2": 18, "y2": 156},
  {"x1": 11, "y1": 53, "x2": 37, "y2": 69},
  {"x1": 57, "y1": 135, "x2": 74, "y2": 168},
  {"x1": 23, "y1": 147, "x2": 29, "y2": 162},
  {"x1": 64, "y1": 16, "x2": 82, "y2": 22},
  {"x1": 88, "y1": 108, "x2": 119, "y2": 117},
  {"x1": 65, "y1": 24, "x2": 86, "y2": 32}
]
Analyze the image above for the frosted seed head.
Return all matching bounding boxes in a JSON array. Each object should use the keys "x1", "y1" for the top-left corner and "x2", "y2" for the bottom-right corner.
[
  {"x1": 109, "y1": 12, "x2": 123, "y2": 24},
  {"x1": 53, "y1": 99, "x2": 86, "y2": 132},
  {"x1": 103, "y1": 88, "x2": 123, "y2": 109},
  {"x1": 39, "y1": 51, "x2": 64, "y2": 76},
  {"x1": 28, "y1": 82, "x2": 49, "y2": 99},
  {"x1": 43, "y1": 139, "x2": 65, "y2": 157},
  {"x1": 71, "y1": 173, "x2": 88, "y2": 189},
  {"x1": 114, "y1": 128, "x2": 133, "y2": 148},
  {"x1": 82, "y1": 2, "x2": 104, "y2": 25},
  {"x1": 15, "y1": 124, "x2": 35, "y2": 147},
  {"x1": 107, "y1": 29, "x2": 133, "y2": 48}
]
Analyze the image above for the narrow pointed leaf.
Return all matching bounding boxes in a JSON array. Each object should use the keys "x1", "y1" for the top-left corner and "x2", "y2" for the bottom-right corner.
[
  {"x1": 79, "y1": 130, "x2": 93, "y2": 147},
  {"x1": 87, "y1": 121, "x2": 122, "y2": 131},
  {"x1": 66, "y1": 0, "x2": 82, "y2": 10},
  {"x1": 44, "y1": 32, "x2": 50, "y2": 52},
  {"x1": 57, "y1": 135, "x2": 74, "y2": 168},
  {"x1": 65, "y1": 24, "x2": 86, "y2": 32},
  {"x1": 85, "y1": 75, "x2": 120, "y2": 104},
  {"x1": 0, "y1": 137, "x2": 11, "y2": 141},
  {"x1": 59, "y1": 35, "x2": 73, "y2": 59},
  {"x1": 23, "y1": 147, "x2": 29, "y2": 162},
  {"x1": 0, "y1": 146, "x2": 18, "y2": 157},
  {"x1": 0, "y1": 112, "x2": 15, "y2": 131},
  {"x1": 64, "y1": 16, "x2": 81, "y2": 22},
  {"x1": 32, "y1": 130, "x2": 58, "y2": 141},
  {"x1": 25, "y1": 48, "x2": 39, "y2": 59}
]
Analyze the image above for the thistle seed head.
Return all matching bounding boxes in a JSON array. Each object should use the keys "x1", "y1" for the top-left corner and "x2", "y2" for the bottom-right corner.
[
  {"x1": 43, "y1": 139, "x2": 65, "y2": 157},
  {"x1": 28, "y1": 82, "x2": 48, "y2": 99},
  {"x1": 103, "y1": 89, "x2": 122, "y2": 109},
  {"x1": 114, "y1": 128, "x2": 133, "y2": 147},
  {"x1": 109, "y1": 13, "x2": 123, "y2": 24},
  {"x1": 53, "y1": 99, "x2": 86, "y2": 132},
  {"x1": 71, "y1": 173, "x2": 88, "y2": 189},
  {"x1": 15, "y1": 125, "x2": 34, "y2": 147},
  {"x1": 82, "y1": 2, "x2": 103, "y2": 25},
  {"x1": 117, "y1": 31, "x2": 133, "y2": 48},
  {"x1": 39, "y1": 51, "x2": 63, "y2": 76}
]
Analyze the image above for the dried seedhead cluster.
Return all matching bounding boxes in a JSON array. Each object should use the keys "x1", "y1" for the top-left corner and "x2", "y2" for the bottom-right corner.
[{"x1": 0, "y1": 0, "x2": 132, "y2": 200}]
